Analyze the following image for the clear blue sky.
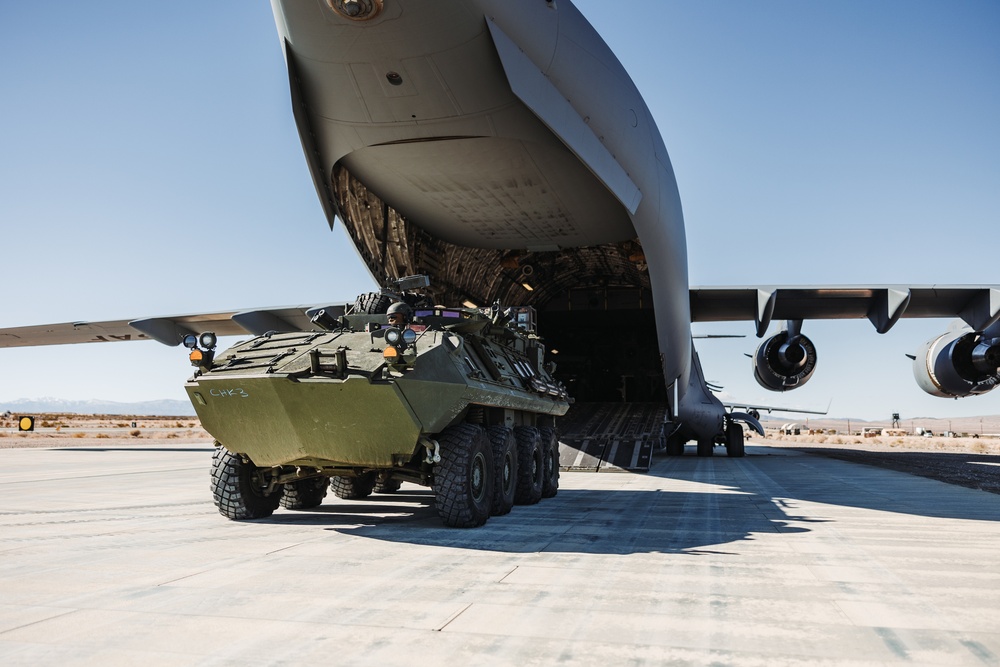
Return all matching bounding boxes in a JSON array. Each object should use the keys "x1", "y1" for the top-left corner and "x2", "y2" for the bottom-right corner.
[{"x1": 0, "y1": 1, "x2": 997, "y2": 420}]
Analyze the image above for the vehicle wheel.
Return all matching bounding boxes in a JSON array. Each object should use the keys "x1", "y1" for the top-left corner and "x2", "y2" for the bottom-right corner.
[
  {"x1": 696, "y1": 438, "x2": 714, "y2": 457},
  {"x1": 374, "y1": 477, "x2": 402, "y2": 494},
  {"x1": 330, "y1": 472, "x2": 376, "y2": 499},
  {"x1": 513, "y1": 426, "x2": 543, "y2": 505},
  {"x1": 280, "y1": 476, "x2": 328, "y2": 509},
  {"x1": 434, "y1": 424, "x2": 494, "y2": 528},
  {"x1": 487, "y1": 425, "x2": 518, "y2": 516},
  {"x1": 725, "y1": 422, "x2": 746, "y2": 458},
  {"x1": 539, "y1": 427, "x2": 560, "y2": 498},
  {"x1": 665, "y1": 438, "x2": 685, "y2": 456},
  {"x1": 210, "y1": 446, "x2": 282, "y2": 520},
  {"x1": 352, "y1": 292, "x2": 391, "y2": 315}
]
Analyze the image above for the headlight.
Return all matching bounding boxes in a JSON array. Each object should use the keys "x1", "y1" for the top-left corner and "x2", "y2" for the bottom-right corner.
[
  {"x1": 385, "y1": 328, "x2": 402, "y2": 345},
  {"x1": 199, "y1": 332, "x2": 218, "y2": 350},
  {"x1": 402, "y1": 328, "x2": 417, "y2": 345},
  {"x1": 182, "y1": 334, "x2": 199, "y2": 349}
]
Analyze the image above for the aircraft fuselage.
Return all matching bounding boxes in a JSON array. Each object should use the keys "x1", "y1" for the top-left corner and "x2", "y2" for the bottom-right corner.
[{"x1": 271, "y1": 0, "x2": 719, "y2": 438}]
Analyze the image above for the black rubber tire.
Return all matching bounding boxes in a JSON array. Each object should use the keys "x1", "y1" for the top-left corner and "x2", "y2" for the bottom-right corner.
[
  {"x1": 665, "y1": 438, "x2": 685, "y2": 456},
  {"x1": 352, "y1": 292, "x2": 391, "y2": 315},
  {"x1": 725, "y1": 422, "x2": 746, "y2": 458},
  {"x1": 374, "y1": 477, "x2": 403, "y2": 494},
  {"x1": 539, "y1": 427, "x2": 560, "y2": 498},
  {"x1": 280, "y1": 477, "x2": 328, "y2": 510},
  {"x1": 513, "y1": 426, "x2": 543, "y2": 505},
  {"x1": 487, "y1": 425, "x2": 518, "y2": 516},
  {"x1": 696, "y1": 438, "x2": 714, "y2": 457},
  {"x1": 434, "y1": 424, "x2": 494, "y2": 528},
  {"x1": 210, "y1": 446, "x2": 282, "y2": 520},
  {"x1": 330, "y1": 472, "x2": 377, "y2": 499}
]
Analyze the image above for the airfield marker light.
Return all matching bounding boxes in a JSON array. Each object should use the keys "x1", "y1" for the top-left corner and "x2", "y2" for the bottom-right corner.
[
  {"x1": 182, "y1": 334, "x2": 199, "y2": 349},
  {"x1": 199, "y1": 332, "x2": 218, "y2": 350}
]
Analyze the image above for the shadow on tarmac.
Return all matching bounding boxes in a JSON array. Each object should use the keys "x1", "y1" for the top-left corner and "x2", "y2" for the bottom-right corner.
[
  {"x1": 788, "y1": 447, "x2": 1000, "y2": 495},
  {"x1": 258, "y1": 449, "x2": 998, "y2": 554},
  {"x1": 262, "y1": 457, "x2": 821, "y2": 555}
]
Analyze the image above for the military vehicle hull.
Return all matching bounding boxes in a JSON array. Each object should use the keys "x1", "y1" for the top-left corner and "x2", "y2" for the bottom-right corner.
[{"x1": 187, "y1": 309, "x2": 569, "y2": 527}]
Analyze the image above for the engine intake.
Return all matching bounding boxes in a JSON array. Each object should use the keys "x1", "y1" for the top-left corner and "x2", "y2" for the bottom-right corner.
[
  {"x1": 753, "y1": 329, "x2": 818, "y2": 391},
  {"x1": 913, "y1": 329, "x2": 1000, "y2": 398}
]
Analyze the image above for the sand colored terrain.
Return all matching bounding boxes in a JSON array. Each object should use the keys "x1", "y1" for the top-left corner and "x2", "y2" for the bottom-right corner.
[{"x1": 0, "y1": 413, "x2": 212, "y2": 449}]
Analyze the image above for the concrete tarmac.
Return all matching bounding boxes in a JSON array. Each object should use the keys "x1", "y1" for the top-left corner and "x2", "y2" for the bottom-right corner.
[{"x1": 0, "y1": 442, "x2": 998, "y2": 666}]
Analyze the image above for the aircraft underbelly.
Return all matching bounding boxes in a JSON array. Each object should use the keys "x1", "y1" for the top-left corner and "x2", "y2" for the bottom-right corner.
[{"x1": 341, "y1": 137, "x2": 634, "y2": 250}]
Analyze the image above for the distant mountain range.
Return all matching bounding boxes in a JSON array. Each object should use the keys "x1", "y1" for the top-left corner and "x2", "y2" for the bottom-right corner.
[{"x1": 0, "y1": 397, "x2": 196, "y2": 417}]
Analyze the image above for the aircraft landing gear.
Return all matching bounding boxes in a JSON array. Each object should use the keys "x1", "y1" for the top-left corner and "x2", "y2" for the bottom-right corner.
[
  {"x1": 725, "y1": 422, "x2": 746, "y2": 458},
  {"x1": 696, "y1": 439, "x2": 714, "y2": 457}
]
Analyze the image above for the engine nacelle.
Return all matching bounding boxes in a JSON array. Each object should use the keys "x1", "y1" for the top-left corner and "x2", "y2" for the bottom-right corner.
[
  {"x1": 753, "y1": 330, "x2": 818, "y2": 391},
  {"x1": 913, "y1": 329, "x2": 1000, "y2": 398}
]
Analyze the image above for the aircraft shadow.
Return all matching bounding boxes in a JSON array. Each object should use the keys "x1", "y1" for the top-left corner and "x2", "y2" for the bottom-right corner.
[
  {"x1": 258, "y1": 447, "x2": 999, "y2": 555},
  {"x1": 263, "y1": 470, "x2": 817, "y2": 555},
  {"x1": 650, "y1": 448, "x2": 1000, "y2": 523},
  {"x1": 785, "y1": 446, "x2": 1000, "y2": 496}
]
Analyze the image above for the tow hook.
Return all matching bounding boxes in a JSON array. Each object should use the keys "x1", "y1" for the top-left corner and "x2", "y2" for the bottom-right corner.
[
  {"x1": 264, "y1": 467, "x2": 283, "y2": 495},
  {"x1": 421, "y1": 438, "x2": 441, "y2": 464}
]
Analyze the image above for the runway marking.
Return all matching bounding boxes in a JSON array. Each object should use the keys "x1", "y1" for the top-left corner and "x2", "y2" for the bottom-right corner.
[{"x1": 968, "y1": 461, "x2": 1000, "y2": 467}]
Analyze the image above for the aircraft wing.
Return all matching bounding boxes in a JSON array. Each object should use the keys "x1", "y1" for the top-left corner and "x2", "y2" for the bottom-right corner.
[
  {"x1": 690, "y1": 285, "x2": 1000, "y2": 336},
  {"x1": 720, "y1": 400, "x2": 829, "y2": 416},
  {"x1": 0, "y1": 304, "x2": 347, "y2": 348}
]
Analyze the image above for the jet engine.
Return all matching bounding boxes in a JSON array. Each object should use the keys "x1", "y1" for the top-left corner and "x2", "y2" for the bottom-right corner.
[
  {"x1": 753, "y1": 323, "x2": 817, "y2": 391},
  {"x1": 913, "y1": 326, "x2": 1000, "y2": 398}
]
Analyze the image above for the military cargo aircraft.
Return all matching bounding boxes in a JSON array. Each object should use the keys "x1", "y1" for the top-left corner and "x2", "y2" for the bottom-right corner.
[{"x1": 1, "y1": 0, "x2": 998, "y2": 465}]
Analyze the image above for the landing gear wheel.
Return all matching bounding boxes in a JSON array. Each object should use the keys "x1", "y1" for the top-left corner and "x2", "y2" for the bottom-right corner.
[
  {"x1": 210, "y1": 446, "x2": 283, "y2": 520},
  {"x1": 513, "y1": 426, "x2": 544, "y2": 505},
  {"x1": 487, "y1": 425, "x2": 518, "y2": 516},
  {"x1": 539, "y1": 427, "x2": 560, "y2": 498},
  {"x1": 280, "y1": 477, "x2": 328, "y2": 510},
  {"x1": 665, "y1": 438, "x2": 685, "y2": 456},
  {"x1": 434, "y1": 424, "x2": 494, "y2": 527},
  {"x1": 696, "y1": 439, "x2": 714, "y2": 457},
  {"x1": 374, "y1": 477, "x2": 402, "y2": 494},
  {"x1": 330, "y1": 472, "x2": 377, "y2": 499},
  {"x1": 725, "y1": 422, "x2": 746, "y2": 458}
]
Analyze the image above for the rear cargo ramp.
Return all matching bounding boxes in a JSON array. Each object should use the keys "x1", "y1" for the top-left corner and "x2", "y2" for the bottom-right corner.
[{"x1": 557, "y1": 402, "x2": 668, "y2": 472}]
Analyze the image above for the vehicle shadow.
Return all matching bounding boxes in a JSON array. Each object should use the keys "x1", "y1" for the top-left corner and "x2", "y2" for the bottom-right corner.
[
  {"x1": 259, "y1": 446, "x2": 1000, "y2": 554},
  {"x1": 262, "y1": 459, "x2": 820, "y2": 555}
]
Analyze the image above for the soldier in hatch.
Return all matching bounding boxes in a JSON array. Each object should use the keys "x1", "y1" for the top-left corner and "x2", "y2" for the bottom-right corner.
[{"x1": 386, "y1": 302, "x2": 413, "y2": 328}]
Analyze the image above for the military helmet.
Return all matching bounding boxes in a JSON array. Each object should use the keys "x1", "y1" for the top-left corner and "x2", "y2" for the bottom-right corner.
[{"x1": 387, "y1": 301, "x2": 413, "y2": 320}]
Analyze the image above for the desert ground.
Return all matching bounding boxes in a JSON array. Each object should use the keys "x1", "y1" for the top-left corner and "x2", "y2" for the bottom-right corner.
[
  {"x1": 0, "y1": 413, "x2": 212, "y2": 449},
  {"x1": 3, "y1": 411, "x2": 997, "y2": 494}
]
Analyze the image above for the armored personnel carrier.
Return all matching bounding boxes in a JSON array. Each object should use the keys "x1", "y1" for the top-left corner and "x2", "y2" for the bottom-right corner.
[{"x1": 184, "y1": 280, "x2": 569, "y2": 527}]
